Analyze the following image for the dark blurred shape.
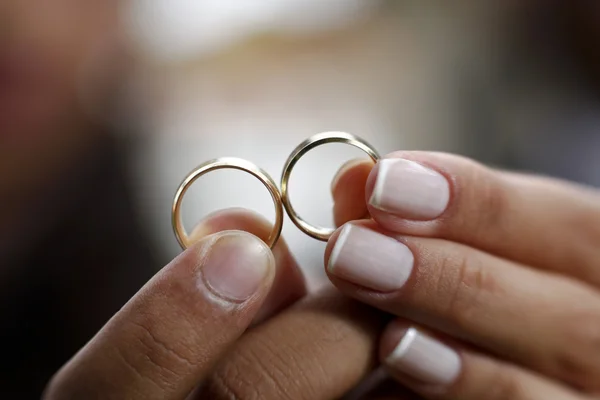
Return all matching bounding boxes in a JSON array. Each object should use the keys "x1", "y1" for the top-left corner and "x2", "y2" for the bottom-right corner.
[
  {"x1": 562, "y1": 1, "x2": 600, "y2": 96},
  {"x1": 0, "y1": 134, "x2": 160, "y2": 398},
  {"x1": 0, "y1": 1, "x2": 162, "y2": 397}
]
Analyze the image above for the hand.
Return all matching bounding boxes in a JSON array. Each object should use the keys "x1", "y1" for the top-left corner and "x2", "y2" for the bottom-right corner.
[
  {"x1": 43, "y1": 208, "x2": 306, "y2": 399},
  {"x1": 328, "y1": 151, "x2": 600, "y2": 399},
  {"x1": 43, "y1": 209, "x2": 419, "y2": 400}
]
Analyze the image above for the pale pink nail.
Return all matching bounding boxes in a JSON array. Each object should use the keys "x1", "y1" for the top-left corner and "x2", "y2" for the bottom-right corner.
[
  {"x1": 386, "y1": 327, "x2": 461, "y2": 386},
  {"x1": 328, "y1": 225, "x2": 414, "y2": 292},
  {"x1": 370, "y1": 158, "x2": 450, "y2": 220},
  {"x1": 202, "y1": 232, "x2": 273, "y2": 302}
]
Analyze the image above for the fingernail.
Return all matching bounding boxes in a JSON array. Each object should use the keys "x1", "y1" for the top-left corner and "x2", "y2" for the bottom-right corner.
[
  {"x1": 202, "y1": 231, "x2": 273, "y2": 302},
  {"x1": 385, "y1": 327, "x2": 461, "y2": 386},
  {"x1": 328, "y1": 225, "x2": 414, "y2": 292},
  {"x1": 370, "y1": 158, "x2": 450, "y2": 220}
]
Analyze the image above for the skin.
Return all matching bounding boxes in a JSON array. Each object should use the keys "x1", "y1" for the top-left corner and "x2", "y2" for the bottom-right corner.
[
  {"x1": 328, "y1": 153, "x2": 600, "y2": 399},
  {"x1": 4, "y1": 1, "x2": 600, "y2": 398},
  {"x1": 44, "y1": 210, "x2": 396, "y2": 400},
  {"x1": 45, "y1": 152, "x2": 600, "y2": 399}
]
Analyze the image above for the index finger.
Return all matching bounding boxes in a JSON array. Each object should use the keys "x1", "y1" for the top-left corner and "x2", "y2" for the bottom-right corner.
[
  {"x1": 45, "y1": 231, "x2": 276, "y2": 400},
  {"x1": 199, "y1": 289, "x2": 389, "y2": 400}
]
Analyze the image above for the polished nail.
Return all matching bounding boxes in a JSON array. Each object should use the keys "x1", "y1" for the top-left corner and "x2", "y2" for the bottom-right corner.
[
  {"x1": 370, "y1": 158, "x2": 450, "y2": 220},
  {"x1": 202, "y1": 232, "x2": 273, "y2": 302},
  {"x1": 386, "y1": 327, "x2": 461, "y2": 386},
  {"x1": 328, "y1": 225, "x2": 414, "y2": 292}
]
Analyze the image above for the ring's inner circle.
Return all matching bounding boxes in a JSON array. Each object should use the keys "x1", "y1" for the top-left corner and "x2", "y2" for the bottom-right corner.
[
  {"x1": 174, "y1": 161, "x2": 282, "y2": 249},
  {"x1": 282, "y1": 137, "x2": 379, "y2": 241}
]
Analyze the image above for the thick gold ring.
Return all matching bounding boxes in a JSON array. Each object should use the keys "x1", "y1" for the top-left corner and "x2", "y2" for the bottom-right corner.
[
  {"x1": 172, "y1": 157, "x2": 284, "y2": 250},
  {"x1": 281, "y1": 132, "x2": 380, "y2": 241}
]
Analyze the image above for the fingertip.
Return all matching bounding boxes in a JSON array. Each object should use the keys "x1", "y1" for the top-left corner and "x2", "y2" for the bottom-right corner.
[
  {"x1": 331, "y1": 158, "x2": 372, "y2": 199},
  {"x1": 188, "y1": 207, "x2": 307, "y2": 323},
  {"x1": 324, "y1": 221, "x2": 380, "y2": 277},
  {"x1": 380, "y1": 319, "x2": 462, "y2": 389},
  {"x1": 200, "y1": 230, "x2": 276, "y2": 303},
  {"x1": 325, "y1": 224, "x2": 352, "y2": 273},
  {"x1": 331, "y1": 159, "x2": 373, "y2": 227},
  {"x1": 366, "y1": 154, "x2": 451, "y2": 222},
  {"x1": 365, "y1": 160, "x2": 379, "y2": 207},
  {"x1": 323, "y1": 224, "x2": 347, "y2": 272},
  {"x1": 189, "y1": 207, "x2": 270, "y2": 244},
  {"x1": 379, "y1": 319, "x2": 412, "y2": 362}
]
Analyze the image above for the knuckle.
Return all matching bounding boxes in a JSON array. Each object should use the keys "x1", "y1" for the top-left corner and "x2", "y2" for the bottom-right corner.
[
  {"x1": 204, "y1": 319, "x2": 345, "y2": 400},
  {"x1": 204, "y1": 336, "x2": 298, "y2": 400},
  {"x1": 452, "y1": 161, "x2": 508, "y2": 237},
  {"x1": 483, "y1": 365, "x2": 525, "y2": 400},
  {"x1": 206, "y1": 367, "x2": 255, "y2": 400},
  {"x1": 128, "y1": 320, "x2": 196, "y2": 388},
  {"x1": 554, "y1": 311, "x2": 600, "y2": 389},
  {"x1": 474, "y1": 169, "x2": 508, "y2": 233},
  {"x1": 573, "y1": 213, "x2": 600, "y2": 276},
  {"x1": 443, "y1": 249, "x2": 495, "y2": 328}
]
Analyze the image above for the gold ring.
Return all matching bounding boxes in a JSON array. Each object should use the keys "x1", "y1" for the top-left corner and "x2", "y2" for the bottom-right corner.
[
  {"x1": 172, "y1": 157, "x2": 284, "y2": 250},
  {"x1": 281, "y1": 132, "x2": 380, "y2": 241}
]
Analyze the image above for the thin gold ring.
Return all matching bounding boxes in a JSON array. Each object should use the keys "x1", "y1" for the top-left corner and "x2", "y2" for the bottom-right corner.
[
  {"x1": 172, "y1": 157, "x2": 284, "y2": 250},
  {"x1": 281, "y1": 132, "x2": 380, "y2": 241}
]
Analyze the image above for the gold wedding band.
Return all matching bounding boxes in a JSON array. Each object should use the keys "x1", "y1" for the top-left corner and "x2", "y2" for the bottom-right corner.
[
  {"x1": 281, "y1": 132, "x2": 380, "y2": 241},
  {"x1": 172, "y1": 157, "x2": 284, "y2": 250}
]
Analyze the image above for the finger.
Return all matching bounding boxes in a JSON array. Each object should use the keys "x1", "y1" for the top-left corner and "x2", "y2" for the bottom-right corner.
[
  {"x1": 198, "y1": 288, "x2": 389, "y2": 400},
  {"x1": 364, "y1": 152, "x2": 600, "y2": 285},
  {"x1": 332, "y1": 159, "x2": 373, "y2": 227},
  {"x1": 326, "y1": 222, "x2": 600, "y2": 390},
  {"x1": 190, "y1": 207, "x2": 307, "y2": 323},
  {"x1": 381, "y1": 320, "x2": 586, "y2": 400},
  {"x1": 45, "y1": 231, "x2": 276, "y2": 400}
]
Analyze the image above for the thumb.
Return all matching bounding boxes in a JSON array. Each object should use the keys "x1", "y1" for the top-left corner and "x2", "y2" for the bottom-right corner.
[{"x1": 45, "y1": 231, "x2": 275, "y2": 400}]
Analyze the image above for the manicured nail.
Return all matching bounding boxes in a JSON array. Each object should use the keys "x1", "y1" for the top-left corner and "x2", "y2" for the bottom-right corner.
[
  {"x1": 202, "y1": 231, "x2": 273, "y2": 302},
  {"x1": 386, "y1": 327, "x2": 461, "y2": 386},
  {"x1": 370, "y1": 158, "x2": 450, "y2": 220},
  {"x1": 328, "y1": 225, "x2": 414, "y2": 292}
]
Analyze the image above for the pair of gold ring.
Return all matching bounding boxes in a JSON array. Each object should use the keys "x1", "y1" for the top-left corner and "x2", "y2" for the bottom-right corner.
[{"x1": 172, "y1": 132, "x2": 380, "y2": 250}]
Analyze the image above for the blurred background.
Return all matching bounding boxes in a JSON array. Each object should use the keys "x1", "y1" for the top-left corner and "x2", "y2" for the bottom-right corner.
[
  {"x1": 123, "y1": 0, "x2": 600, "y2": 286},
  {"x1": 2, "y1": 0, "x2": 600, "y2": 397}
]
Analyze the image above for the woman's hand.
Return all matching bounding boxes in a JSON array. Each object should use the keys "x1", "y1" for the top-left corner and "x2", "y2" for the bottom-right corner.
[
  {"x1": 328, "y1": 151, "x2": 600, "y2": 399},
  {"x1": 44, "y1": 209, "x2": 415, "y2": 400}
]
